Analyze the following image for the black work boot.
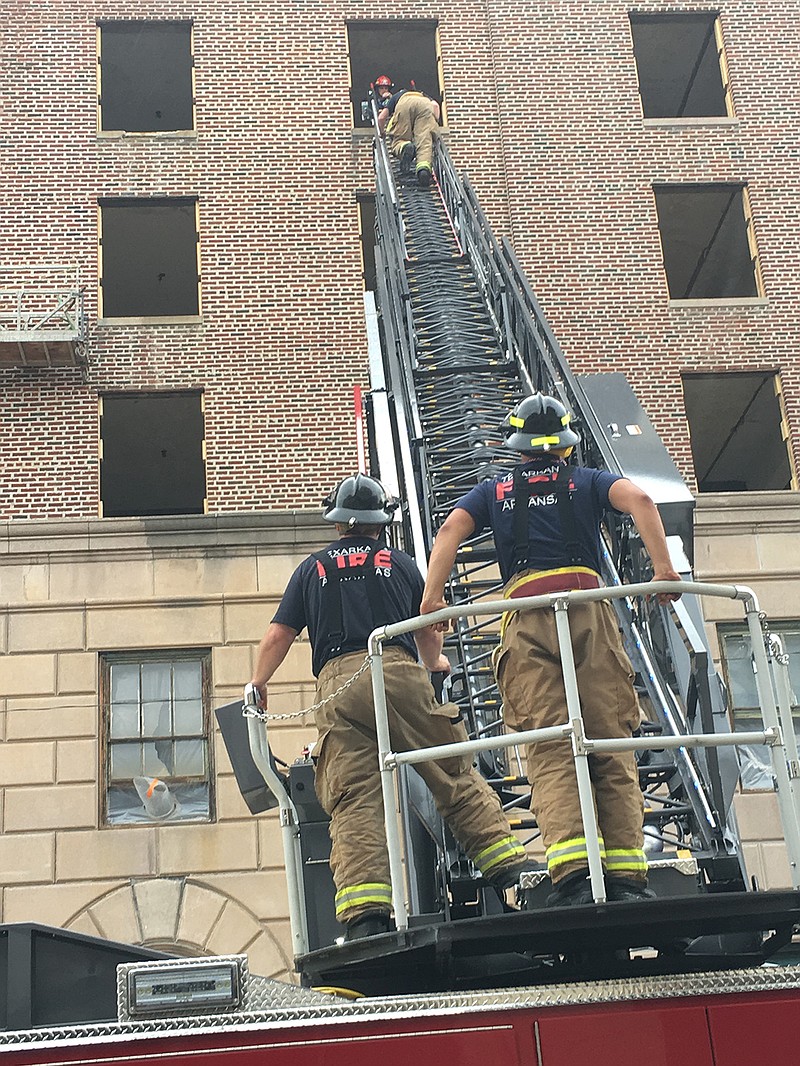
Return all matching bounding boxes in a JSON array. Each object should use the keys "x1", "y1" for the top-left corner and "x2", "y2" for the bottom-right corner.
[
  {"x1": 416, "y1": 166, "x2": 432, "y2": 187},
  {"x1": 485, "y1": 857, "x2": 533, "y2": 890},
  {"x1": 546, "y1": 869, "x2": 594, "y2": 908},
  {"x1": 606, "y1": 878, "x2": 656, "y2": 902},
  {"x1": 399, "y1": 142, "x2": 416, "y2": 174},
  {"x1": 344, "y1": 911, "x2": 392, "y2": 941}
]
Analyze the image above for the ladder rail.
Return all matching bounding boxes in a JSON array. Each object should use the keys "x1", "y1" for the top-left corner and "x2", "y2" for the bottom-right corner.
[{"x1": 369, "y1": 116, "x2": 750, "y2": 886}]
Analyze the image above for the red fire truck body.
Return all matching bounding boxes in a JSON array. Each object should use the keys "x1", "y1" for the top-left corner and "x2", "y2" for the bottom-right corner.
[{"x1": 3, "y1": 967, "x2": 800, "y2": 1066}]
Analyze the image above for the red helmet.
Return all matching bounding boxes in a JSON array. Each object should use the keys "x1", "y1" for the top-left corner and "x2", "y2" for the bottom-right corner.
[{"x1": 375, "y1": 75, "x2": 393, "y2": 92}]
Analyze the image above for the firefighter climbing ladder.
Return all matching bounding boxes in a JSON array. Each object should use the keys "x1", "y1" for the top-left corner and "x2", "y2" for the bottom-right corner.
[{"x1": 367, "y1": 102, "x2": 779, "y2": 903}]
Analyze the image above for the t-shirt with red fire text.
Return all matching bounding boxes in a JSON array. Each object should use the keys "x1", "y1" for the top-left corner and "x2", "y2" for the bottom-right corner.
[
  {"x1": 454, "y1": 457, "x2": 623, "y2": 584},
  {"x1": 272, "y1": 535, "x2": 424, "y2": 676}
]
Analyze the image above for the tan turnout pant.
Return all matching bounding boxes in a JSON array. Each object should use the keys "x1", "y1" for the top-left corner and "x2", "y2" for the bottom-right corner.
[
  {"x1": 314, "y1": 647, "x2": 525, "y2": 922},
  {"x1": 495, "y1": 597, "x2": 646, "y2": 885},
  {"x1": 387, "y1": 92, "x2": 438, "y2": 171}
]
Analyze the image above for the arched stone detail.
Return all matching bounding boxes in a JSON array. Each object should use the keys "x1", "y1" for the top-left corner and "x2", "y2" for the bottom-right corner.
[{"x1": 66, "y1": 877, "x2": 293, "y2": 980}]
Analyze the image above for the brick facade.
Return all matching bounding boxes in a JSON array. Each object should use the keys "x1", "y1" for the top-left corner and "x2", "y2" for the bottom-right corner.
[
  {"x1": 2, "y1": 0, "x2": 800, "y2": 963},
  {"x1": 482, "y1": 0, "x2": 800, "y2": 487},
  {"x1": 3, "y1": 1, "x2": 797, "y2": 518}
]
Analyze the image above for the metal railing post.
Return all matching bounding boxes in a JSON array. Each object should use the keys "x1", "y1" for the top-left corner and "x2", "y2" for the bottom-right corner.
[
  {"x1": 368, "y1": 635, "x2": 410, "y2": 930},
  {"x1": 771, "y1": 633, "x2": 800, "y2": 775},
  {"x1": 239, "y1": 582, "x2": 796, "y2": 942},
  {"x1": 770, "y1": 632, "x2": 800, "y2": 861},
  {"x1": 553, "y1": 599, "x2": 607, "y2": 902},
  {"x1": 368, "y1": 582, "x2": 795, "y2": 922},
  {"x1": 744, "y1": 598, "x2": 800, "y2": 888},
  {"x1": 244, "y1": 712, "x2": 310, "y2": 956}
]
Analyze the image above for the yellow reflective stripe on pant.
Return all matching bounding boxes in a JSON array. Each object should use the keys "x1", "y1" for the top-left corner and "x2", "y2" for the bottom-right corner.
[
  {"x1": 546, "y1": 836, "x2": 606, "y2": 873},
  {"x1": 605, "y1": 848, "x2": 648, "y2": 874},
  {"x1": 334, "y1": 882, "x2": 393, "y2": 919},
  {"x1": 473, "y1": 835, "x2": 526, "y2": 875}
]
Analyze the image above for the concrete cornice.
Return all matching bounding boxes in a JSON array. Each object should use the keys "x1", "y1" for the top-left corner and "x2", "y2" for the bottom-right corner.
[
  {"x1": 694, "y1": 491, "x2": 800, "y2": 535},
  {"x1": 0, "y1": 511, "x2": 330, "y2": 559}
]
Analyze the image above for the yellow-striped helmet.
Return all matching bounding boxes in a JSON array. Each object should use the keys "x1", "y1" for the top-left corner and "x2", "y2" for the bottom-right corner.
[{"x1": 502, "y1": 393, "x2": 580, "y2": 454}]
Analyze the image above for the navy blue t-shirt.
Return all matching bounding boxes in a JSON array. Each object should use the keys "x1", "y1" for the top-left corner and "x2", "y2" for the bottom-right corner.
[
  {"x1": 383, "y1": 89, "x2": 434, "y2": 115},
  {"x1": 272, "y1": 536, "x2": 423, "y2": 676},
  {"x1": 455, "y1": 458, "x2": 623, "y2": 584},
  {"x1": 382, "y1": 89, "x2": 407, "y2": 115}
]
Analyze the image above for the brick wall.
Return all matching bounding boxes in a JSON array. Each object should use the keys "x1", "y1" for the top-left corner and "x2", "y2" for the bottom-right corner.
[
  {"x1": 2, "y1": 0, "x2": 799, "y2": 518},
  {"x1": 480, "y1": 0, "x2": 800, "y2": 486}
]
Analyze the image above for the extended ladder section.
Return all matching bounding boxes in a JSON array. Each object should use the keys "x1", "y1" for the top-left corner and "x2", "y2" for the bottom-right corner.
[
  {"x1": 220, "y1": 108, "x2": 800, "y2": 992},
  {"x1": 368, "y1": 121, "x2": 759, "y2": 903}
]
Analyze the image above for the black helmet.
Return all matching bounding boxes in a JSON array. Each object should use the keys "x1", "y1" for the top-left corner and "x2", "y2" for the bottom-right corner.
[
  {"x1": 323, "y1": 473, "x2": 398, "y2": 526},
  {"x1": 502, "y1": 393, "x2": 581, "y2": 454}
]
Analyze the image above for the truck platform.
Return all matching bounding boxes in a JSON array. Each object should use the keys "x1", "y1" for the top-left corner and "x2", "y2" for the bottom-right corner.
[{"x1": 298, "y1": 890, "x2": 800, "y2": 995}]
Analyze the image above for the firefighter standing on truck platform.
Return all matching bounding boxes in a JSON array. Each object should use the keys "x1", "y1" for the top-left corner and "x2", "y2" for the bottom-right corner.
[
  {"x1": 249, "y1": 473, "x2": 528, "y2": 940},
  {"x1": 420, "y1": 394, "x2": 682, "y2": 907},
  {"x1": 375, "y1": 74, "x2": 440, "y2": 187}
]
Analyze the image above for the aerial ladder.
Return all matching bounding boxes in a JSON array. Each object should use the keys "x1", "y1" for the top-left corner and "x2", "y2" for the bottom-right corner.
[
  {"x1": 285, "y1": 94, "x2": 800, "y2": 988},
  {"x1": 367, "y1": 100, "x2": 741, "y2": 901},
  {"x1": 211, "y1": 97, "x2": 800, "y2": 994}
]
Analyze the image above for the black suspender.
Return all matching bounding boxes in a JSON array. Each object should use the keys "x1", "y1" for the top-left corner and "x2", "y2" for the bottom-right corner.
[
  {"x1": 554, "y1": 463, "x2": 582, "y2": 566},
  {"x1": 511, "y1": 461, "x2": 583, "y2": 575},
  {"x1": 511, "y1": 464, "x2": 532, "y2": 576},
  {"x1": 313, "y1": 543, "x2": 387, "y2": 657}
]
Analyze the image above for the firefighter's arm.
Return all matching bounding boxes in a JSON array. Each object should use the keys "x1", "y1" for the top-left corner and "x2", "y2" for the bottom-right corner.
[
  {"x1": 377, "y1": 107, "x2": 390, "y2": 135},
  {"x1": 250, "y1": 622, "x2": 299, "y2": 705},
  {"x1": 420, "y1": 507, "x2": 476, "y2": 626},
  {"x1": 414, "y1": 625, "x2": 450, "y2": 674},
  {"x1": 607, "y1": 479, "x2": 682, "y2": 602}
]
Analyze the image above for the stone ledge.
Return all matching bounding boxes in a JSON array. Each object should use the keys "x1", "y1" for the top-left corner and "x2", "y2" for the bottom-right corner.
[
  {"x1": 0, "y1": 510, "x2": 328, "y2": 558},
  {"x1": 694, "y1": 491, "x2": 800, "y2": 534}
]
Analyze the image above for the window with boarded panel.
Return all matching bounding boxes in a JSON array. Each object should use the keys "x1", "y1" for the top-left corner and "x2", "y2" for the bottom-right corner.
[
  {"x1": 682, "y1": 371, "x2": 795, "y2": 492},
  {"x1": 347, "y1": 20, "x2": 442, "y2": 128},
  {"x1": 99, "y1": 20, "x2": 194, "y2": 132},
  {"x1": 99, "y1": 197, "x2": 200, "y2": 318},
  {"x1": 653, "y1": 184, "x2": 761, "y2": 300},
  {"x1": 630, "y1": 12, "x2": 732, "y2": 119},
  {"x1": 100, "y1": 391, "x2": 206, "y2": 517},
  {"x1": 357, "y1": 193, "x2": 377, "y2": 291}
]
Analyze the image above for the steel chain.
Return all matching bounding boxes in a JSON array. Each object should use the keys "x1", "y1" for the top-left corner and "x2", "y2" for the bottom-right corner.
[{"x1": 243, "y1": 654, "x2": 373, "y2": 722}]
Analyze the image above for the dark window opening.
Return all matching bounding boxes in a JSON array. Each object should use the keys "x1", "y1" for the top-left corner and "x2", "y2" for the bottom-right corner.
[
  {"x1": 99, "y1": 21, "x2": 194, "y2": 132},
  {"x1": 654, "y1": 184, "x2": 760, "y2": 300},
  {"x1": 102, "y1": 650, "x2": 213, "y2": 825},
  {"x1": 100, "y1": 198, "x2": 199, "y2": 318},
  {"x1": 100, "y1": 391, "x2": 206, "y2": 517},
  {"x1": 358, "y1": 194, "x2": 377, "y2": 291},
  {"x1": 629, "y1": 12, "x2": 730, "y2": 119},
  {"x1": 682, "y1": 372, "x2": 794, "y2": 492},
  {"x1": 347, "y1": 20, "x2": 442, "y2": 128}
]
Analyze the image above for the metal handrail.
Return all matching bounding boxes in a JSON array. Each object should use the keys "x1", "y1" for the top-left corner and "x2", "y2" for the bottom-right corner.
[
  {"x1": 245, "y1": 714, "x2": 310, "y2": 957},
  {"x1": 0, "y1": 287, "x2": 85, "y2": 334},
  {"x1": 366, "y1": 580, "x2": 800, "y2": 930}
]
